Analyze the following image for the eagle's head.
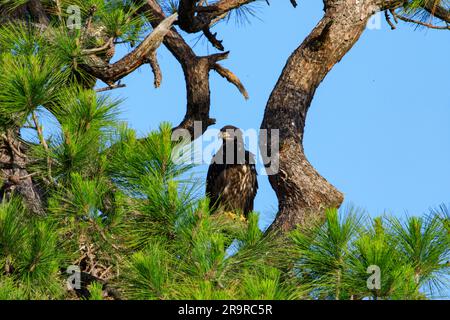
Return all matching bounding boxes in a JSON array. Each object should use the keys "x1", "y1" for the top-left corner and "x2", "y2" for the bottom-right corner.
[{"x1": 219, "y1": 125, "x2": 243, "y2": 143}]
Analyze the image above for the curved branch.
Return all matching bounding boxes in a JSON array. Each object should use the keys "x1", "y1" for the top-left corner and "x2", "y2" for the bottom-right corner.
[
  {"x1": 147, "y1": 52, "x2": 162, "y2": 88},
  {"x1": 82, "y1": 13, "x2": 179, "y2": 85},
  {"x1": 141, "y1": 0, "x2": 248, "y2": 139},
  {"x1": 261, "y1": 0, "x2": 387, "y2": 231},
  {"x1": 212, "y1": 63, "x2": 249, "y2": 100},
  {"x1": 393, "y1": 11, "x2": 450, "y2": 29}
]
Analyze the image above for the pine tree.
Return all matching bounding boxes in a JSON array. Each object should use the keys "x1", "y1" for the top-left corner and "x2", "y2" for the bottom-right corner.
[{"x1": 0, "y1": 0, "x2": 448, "y2": 300}]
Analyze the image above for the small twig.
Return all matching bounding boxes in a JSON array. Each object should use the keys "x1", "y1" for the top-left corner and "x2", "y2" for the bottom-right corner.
[
  {"x1": 392, "y1": 11, "x2": 450, "y2": 29},
  {"x1": 32, "y1": 111, "x2": 52, "y2": 178},
  {"x1": 85, "y1": 5, "x2": 98, "y2": 31},
  {"x1": 81, "y1": 38, "x2": 114, "y2": 56},
  {"x1": 14, "y1": 172, "x2": 38, "y2": 181},
  {"x1": 23, "y1": 125, "x2": 38, "y2": 130},
  {"x1": 389, "y1": 9, "x2": 398, "y2": 24},
  {"x1": 385, "y1": 10, "x2": 396, "y2": 30},
  {"x1": 146, "y1": 52, "x2": 162, "y2": 88},
  {"x1": 31, "y1": 112, "x2": 49, "y2": 151},
  {"x1": 99, "y1": 266, "x2": 113, "y2": 279},
  {"x1": 95, "y1": 83, "x2": 127, "y2": 93}
]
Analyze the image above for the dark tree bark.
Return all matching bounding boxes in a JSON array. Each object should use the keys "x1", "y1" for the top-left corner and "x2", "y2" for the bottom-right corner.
[
  {"x1": 0, "y1": 129, "x2": 44, "y2": 215},
  {"x1": 260, "y1": 0, "x2": 401, "y2": 231},
  {"x1": 142, "y1": 0, "x2": 248, "y2": 139}
]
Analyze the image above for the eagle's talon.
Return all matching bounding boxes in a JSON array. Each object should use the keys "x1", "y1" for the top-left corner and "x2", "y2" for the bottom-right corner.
[{"x1": 224, "y1": 211, "x2": 238, "y2": 220}]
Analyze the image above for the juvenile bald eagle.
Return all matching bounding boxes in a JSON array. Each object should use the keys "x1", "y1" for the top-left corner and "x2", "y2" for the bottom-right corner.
[{"x1": 206, "y1": 125, "x2": 258, "y2": 217}]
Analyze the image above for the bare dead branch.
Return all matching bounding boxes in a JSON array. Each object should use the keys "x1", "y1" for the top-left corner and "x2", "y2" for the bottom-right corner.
[
  {"x1": 213, "y1": 64, "x2": 249, "y2": 99},
  {"x1": 82, "y1": 13, "x2": 178, "y2": 85},
  {"x1": 202, "y1": 27, "x2": 225, "y2": 51},
  {"x1": 146, "y1": 52, "x2": 162, "y2": 88},
  {"x1": 139, "y1": 0, "x2": 246, "y2": 138}
]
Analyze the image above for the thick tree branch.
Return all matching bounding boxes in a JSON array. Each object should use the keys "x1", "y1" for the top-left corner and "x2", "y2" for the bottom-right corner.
[
  {"x1": 140, "y1": 0, "x2": 248, "y2": 138},
  {"x1": 178, "y1": 0, "x2": 202, "y2": 33},
  {"x1": 82, "y1": 13, "x2": 179, "y2": 85},
  {"x1": 140, "y1": 1, "x2": 215, "y2": 138},
  {"x1": 261, "y1": 0, "x2": 389, "y2": 232},
  {"x1": 177, "y1": 0, "x2": 257, "y2": 38}
]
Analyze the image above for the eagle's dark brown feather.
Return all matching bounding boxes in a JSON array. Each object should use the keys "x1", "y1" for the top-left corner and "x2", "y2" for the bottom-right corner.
[{"x1": 206, "y1": 126, "x2": 258, "y2": 217}]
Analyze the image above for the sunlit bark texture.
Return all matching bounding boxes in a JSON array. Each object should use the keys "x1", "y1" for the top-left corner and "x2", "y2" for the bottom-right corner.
[{"x1": 261, "y1": 1, "x2": 392, "y2": 231}]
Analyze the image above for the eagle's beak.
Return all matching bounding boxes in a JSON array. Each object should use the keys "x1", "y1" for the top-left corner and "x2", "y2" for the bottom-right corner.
[{"x1": 219, "y1": 131, "x2": 232, "y2": 140}]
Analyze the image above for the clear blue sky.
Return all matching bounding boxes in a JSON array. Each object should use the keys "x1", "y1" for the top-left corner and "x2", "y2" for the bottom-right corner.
[{"x1": 107, "y1": 1, "x2": 450, "y2": 229}]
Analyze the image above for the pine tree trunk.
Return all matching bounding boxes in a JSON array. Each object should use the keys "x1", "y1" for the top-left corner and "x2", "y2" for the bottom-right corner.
[{"x1": 261, "y1": 1, "x2": 382, "y2": 231}]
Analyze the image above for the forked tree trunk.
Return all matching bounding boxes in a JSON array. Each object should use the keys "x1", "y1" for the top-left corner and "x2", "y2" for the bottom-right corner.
[{"x1": 261, "y1": 1, "x2": 382, "y2": 231}]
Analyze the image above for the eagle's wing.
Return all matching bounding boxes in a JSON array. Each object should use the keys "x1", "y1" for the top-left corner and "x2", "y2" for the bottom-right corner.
[
  {"x1": 243, "y1": 151, "x2": 258, "y2": 215},
  {"x1": 206, "y1": 162, "x2": 216, "y2": 197},
  {"x1": 206, "y1": 158, "x2": 224, "y2": 208},
  {"x1": 206, "y1": 149, "x2": 258, "y2": 216}
]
